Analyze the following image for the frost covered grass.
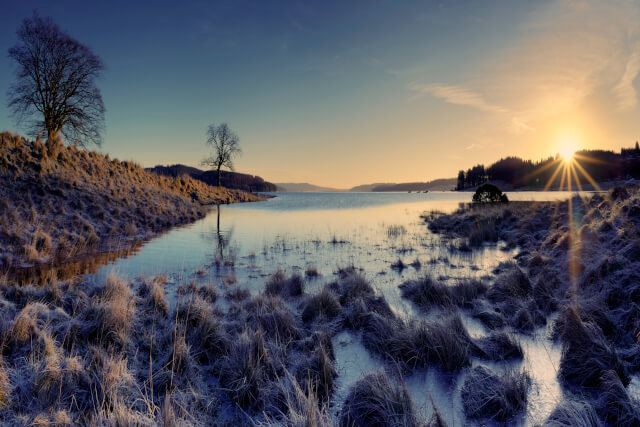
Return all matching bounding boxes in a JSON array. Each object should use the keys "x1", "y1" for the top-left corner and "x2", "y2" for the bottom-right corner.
[
  {"x1": 339, "y1": 371, "x2": 417, "y2": 427},
  {"x1": 0, "y1": 131, "x2": 265, "y2": 270},
  {"x1": 460, "y1": 365, "x2": 530, "y2": 422},
  {"x1": 426, "y1": 184, "x2": 640, "y2": 425}
]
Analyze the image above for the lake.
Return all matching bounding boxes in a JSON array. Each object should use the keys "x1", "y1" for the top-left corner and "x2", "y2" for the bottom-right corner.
[{"x1": 87, "y1": 190, "x2": 592, "y2": 425}]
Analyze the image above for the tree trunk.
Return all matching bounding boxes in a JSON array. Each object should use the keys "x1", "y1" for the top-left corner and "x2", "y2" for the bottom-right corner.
[
  {"x1": 47, "y1": 129, "x2": 60, "y2": 144},
  {"x1": 217, "y1": 166, "x2": 221, "y2": 187}
]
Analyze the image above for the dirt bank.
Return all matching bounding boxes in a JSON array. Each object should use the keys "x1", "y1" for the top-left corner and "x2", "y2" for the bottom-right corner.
[{"x1": 0, "y1": 131, "x2": 266, "y2": 269}]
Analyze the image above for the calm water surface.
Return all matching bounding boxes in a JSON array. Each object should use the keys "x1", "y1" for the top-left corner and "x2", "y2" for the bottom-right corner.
[{"x1": 89, "y1": 191, "x2": 586, "y2": 426}]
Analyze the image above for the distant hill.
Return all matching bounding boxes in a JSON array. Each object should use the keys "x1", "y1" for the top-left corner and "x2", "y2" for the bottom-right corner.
[
  {"x1": 370, "y1": 178, "x2": 457, "y2": 192},
  {"x1": 277, "y1": 178, "x2": 458, "y2": 192},
  {"x1": 348, "y1": 183, "x2": 393, "y2": 192},
  {"x1": 276, "y1": 183, "x2": 345, "y2": 192},
  {"x1": 148, "y1": 164, "x2": 278, "y2": 192}
]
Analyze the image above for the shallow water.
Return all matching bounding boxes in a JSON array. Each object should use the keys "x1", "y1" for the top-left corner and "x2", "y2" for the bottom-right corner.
[{"x1": 85, "y1": 190, "x2": 585, "y2": 425}]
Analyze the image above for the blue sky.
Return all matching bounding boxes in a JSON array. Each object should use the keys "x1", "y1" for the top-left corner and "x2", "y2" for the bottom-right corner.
[{"x1": 1, "y1": 0, "x2": 639, "y2": 187}]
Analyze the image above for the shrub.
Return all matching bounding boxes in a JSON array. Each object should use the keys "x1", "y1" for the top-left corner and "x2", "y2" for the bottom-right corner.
[
  {"x1": 461, "y1": 366, "x2": 530, "y2": 422},
  {"x1": 339, "y1": 371, "x2": 418, "y2": 427},
  {"x1": 472, "y1": 184, "x2": 509, "y2": 203}
]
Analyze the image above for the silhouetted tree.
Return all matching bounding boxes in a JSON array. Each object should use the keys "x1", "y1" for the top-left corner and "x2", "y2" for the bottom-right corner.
[
  {"x1": 202, "y1": 123, "x2": 242, "y2": 187},
  {"x1": 7, "y1": 13, "x2": 105, "y2": 147},
  {"x1": 473, "y1": 184, "x2": 508, "y2": 203},
  {"x1": 456, "y1": 170, "x2": 465, "y2": 190}
]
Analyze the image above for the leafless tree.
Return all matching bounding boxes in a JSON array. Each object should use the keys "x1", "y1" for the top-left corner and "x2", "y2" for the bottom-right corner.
[
  {"x1": 202, "y1": 123, "x2": 242, "y2": 187},
  {"x1": 7, "y1": 13, "x2": 105, "y2": 147}
]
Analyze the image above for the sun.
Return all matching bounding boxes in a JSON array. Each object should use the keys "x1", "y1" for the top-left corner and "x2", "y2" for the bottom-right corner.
[
  {"x1": 559, "y1": 145, "x2": 576, "y2": 162},
  {"x1": 558, "y1": 135, "x2": 579, "y2": 163}
]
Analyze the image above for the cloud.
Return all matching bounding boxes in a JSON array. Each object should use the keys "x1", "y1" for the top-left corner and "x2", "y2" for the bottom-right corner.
[
  {"x1": 614, "y1": 50, "x2": 640, "y2": 111},
  {"x1": 409, "y1": 0, "x2": 640, "y2": 133},
  {"x1": 464, "y1": 143, "x2": 484, "y2": 150},
  {"x1": 408, "y1": 83, "x2": 507, "y2": 114}
]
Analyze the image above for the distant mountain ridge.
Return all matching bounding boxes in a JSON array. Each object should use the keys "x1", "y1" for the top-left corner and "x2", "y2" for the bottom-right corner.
[
  {"x1": 148, "y1": 164, "x2": 278, "y2": 192},
  {"x1": 370, "y1": 178, "x2": 457, "y2": 192},
  {"x1": 277, "y1": 178, "x2": 457, "y2": 192},
  {"x1": 276, "y1": 183, "x2": 345, "y2": 192}
]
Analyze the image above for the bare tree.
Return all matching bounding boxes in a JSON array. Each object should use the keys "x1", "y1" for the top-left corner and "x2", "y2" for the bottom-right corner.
[
  {"x1": 7, "y1": 13, "x2": 105, "y2": 147},
  {"x1": 202, "y1": 123, "x2": 242, "y2": 187}
]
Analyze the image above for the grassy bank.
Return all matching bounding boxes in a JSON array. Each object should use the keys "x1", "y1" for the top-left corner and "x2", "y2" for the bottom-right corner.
[
  {"x1": 427, "y1": 184, "x2": 640, "y2": 424},
  {"x1": 0, "y1": 131, "x2": 266, "y2": 269}
]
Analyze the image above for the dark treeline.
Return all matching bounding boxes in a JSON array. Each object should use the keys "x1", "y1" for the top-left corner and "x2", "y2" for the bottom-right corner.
[
  {"x1": 148, "y1": 164, "x2": 278, "y2": 192},
  {"x1": 456, "y1": 143, "x2": 640, "y2": 190}
]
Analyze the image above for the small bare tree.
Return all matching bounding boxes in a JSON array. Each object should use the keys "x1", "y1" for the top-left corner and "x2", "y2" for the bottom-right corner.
[
  {"x1": 7, "y1": 13, "x2": 105, "y2": 147},
  {"x1": 202, "y1": 123, "x2": 242, "y2": 187}
]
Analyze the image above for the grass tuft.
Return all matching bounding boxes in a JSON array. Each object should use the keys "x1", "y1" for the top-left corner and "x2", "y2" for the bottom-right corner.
[
  {"x1": 460, "y1": 365, "x2": 530, "y2": 422},
  {"x1": 339, "y1": 371, "x2": 417, "y2": 427}
]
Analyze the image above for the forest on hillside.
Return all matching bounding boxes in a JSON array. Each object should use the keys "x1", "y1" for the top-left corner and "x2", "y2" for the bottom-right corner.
[{"x1": 456, "y1": 144, "x2": 640, "y2": 190}]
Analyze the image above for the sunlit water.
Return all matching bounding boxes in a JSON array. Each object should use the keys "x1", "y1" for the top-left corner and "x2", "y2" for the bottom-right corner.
[{"x1": 87, "y1": 191, "x2": 587, "y2": 425}]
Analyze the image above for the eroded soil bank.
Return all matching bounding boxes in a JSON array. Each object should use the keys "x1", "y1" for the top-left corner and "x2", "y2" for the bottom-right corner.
[{"x1": 0, "y1": 131, "x2": 266, "y2": 271}]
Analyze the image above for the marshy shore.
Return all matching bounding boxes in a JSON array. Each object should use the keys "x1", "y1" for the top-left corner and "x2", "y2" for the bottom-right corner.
[
  {"x1": 0, "y1": 131, "x2": 266, "y2": 272},
  {"x1": 0, "y1": 154, "x2": 639, "y2": 425}
]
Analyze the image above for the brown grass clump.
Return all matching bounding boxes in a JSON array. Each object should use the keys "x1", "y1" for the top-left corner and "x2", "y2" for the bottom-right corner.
[
  {"x1": 9, "y1": 304, "x2": 38, "y2": 346},
  {"x1": 265, "y1": 270, "x2": 305, "y2": 298},
  {"x1": 364, "y1": 312, "x2": 472, "y2": 372},
  {"x1": 339, "y1": 371, "x2": 417, "y2": 427},
  {"x1": 87, "y1": 346, "x2": 136, "y2": 408},
  {"x1": 460, "y1": 366, "x2": 530, "y2": 422},
  {"x1": 557, "y1": 306, "x2": 628, "y2": 388},
  {"x1": 262, "y1": 373, "x2": 332, "y2": 427},
  {"x1": 34, "y1": 353, "x2": 91, "y2": 408},
  {"x1": 90, "y1": 271, "x2": 136, "y2": 347},
  {"x1": 301, "y1": 286, "x2": 342, "y2": 324},
  {"x1": 141, "y1": 275, "x2": 169, "y2": 315},
  {"x1": 0, "y1": 357, "x2": 11, "y2": 409},
  {"x1": 31, "y1": 410, "x2": 74, "y2": 427},
  {"x1": 219, "y1": 328, "x2": 275, "y2": 407}
]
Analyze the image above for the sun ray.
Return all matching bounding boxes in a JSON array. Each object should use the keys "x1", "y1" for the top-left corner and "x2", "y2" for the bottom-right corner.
[
  {"x1": 524, "y1": 158, "x2": 563, "y2": 185},
  {"x1": 544, "y1": 161, "x2": 565, "y2": 191},
  {"x1": 572, "y1": 159, "x2": 602, "y2": 191},
  {"x1": 573, "y1": 153, "x2": 610, "y2": 166},
  {"x1": 570, "y1": 162, "x2": 584, "y2": 193}
]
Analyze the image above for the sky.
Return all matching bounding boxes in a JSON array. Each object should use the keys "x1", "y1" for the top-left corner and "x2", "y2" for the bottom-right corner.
[{"x1": 1, "y1": 0, "x2": 639, "y2": 188}]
